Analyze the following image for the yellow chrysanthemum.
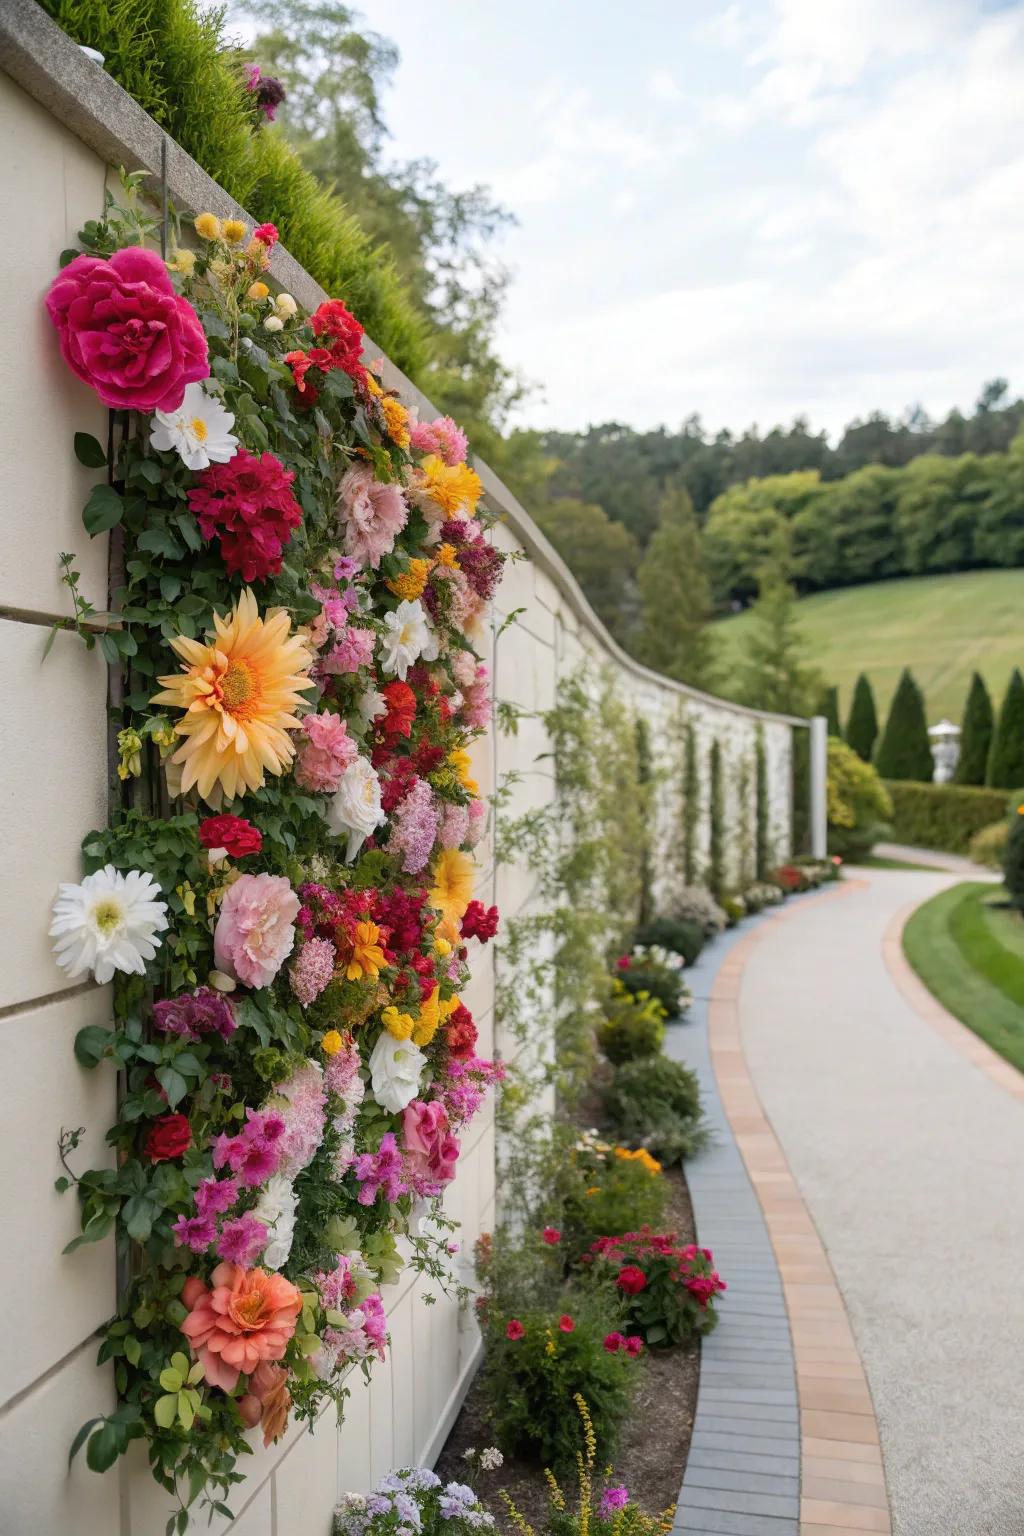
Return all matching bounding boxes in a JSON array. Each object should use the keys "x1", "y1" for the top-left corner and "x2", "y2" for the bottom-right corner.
[
  {"x1": 435, "y1": 542, "x2": 459, "y2": 568},
  {"x1": 345, "y1": 920, "x2": 386, "y2": 981},
  {"x1": 386, "y1": 557, "x2": 431, "y2": 602},
  {"x1": 152, "y1": 589, "x2": 315, "y2": 805},
  {"x1": 417, "y1": 455, "x2": 482, "y2": 517},
  {"x1": 364, "y1": 372, "x2": 384, "y2": 398},
  {"x1": 169, "y1": 249, "x2": 196, "y2": 277},
  {"x1": 194, "y1": 212, "x2": 222, "y2": 241},
  {"x1": 222, "y1": 218, "x2": 247, "y2": 245},
  {"x1": 412, "y1": 984, "x2": 441, "y2": 1047},
  {"x1": 448, "y1": 747, "x2": 479, "y2": 797},
  {"x1": 321, "y1": 1029, "x2": 344, "y2": 1056},
  {"x1": 382, "y1": 1005, "x2": 415, "y2": 1041},
  {"x1": 429, "y1": 848, "x2": 475, "y2": 942},
  {"x1": 380, "y1": 395, "x2": 411, "y2": 449},
  {"x1": 433, "y1": 935, "x2": 452, "y2": 957}
]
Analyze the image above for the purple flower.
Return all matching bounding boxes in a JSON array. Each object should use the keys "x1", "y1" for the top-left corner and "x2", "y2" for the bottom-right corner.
[
  {"x1": 171, "y1": 1213, "x2": 217, "y2": 1253},
  {"x1": 599, "y1": 1486, "x2": 630, "y2": 1518},
  {"x1": 246, "y1": 64, "x2": 286, "y2": 121},
  {"x1": 153, "y1": 986, "x2": 236, "y2": 1041},
  {"x1": 194, "y1": 1175, "x2": 238, "y2": 1217},
  {"x1": 354, "y1": 1132, "x2": 408, "y2": 1206},
  {"x1": 216, "y1": 1213, "x2": 268, "y2": 1267}
]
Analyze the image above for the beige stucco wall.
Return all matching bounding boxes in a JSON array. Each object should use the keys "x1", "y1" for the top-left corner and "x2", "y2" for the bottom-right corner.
[{"x1": 0, "y1": 17, "x2": 807, "y2": 1534}]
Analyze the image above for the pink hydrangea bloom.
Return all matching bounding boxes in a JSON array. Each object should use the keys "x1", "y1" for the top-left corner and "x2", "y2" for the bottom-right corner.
[
  {"x1": 451, "y1": 651, "x2": 477, "y2": 690},
  {"x1": 273, "y1": 1061, "x2": 327, "y2": 1177},
  {"x1": 388, "y1": 777, "x2": 439, "y2": 873},
  {"x1": 290, "y1": 936, "x2": 337, "y2": 1006},
  {"x1": 216, "y1": 1213, "x2": 269, "y2": 1268},
  {"x1": 214, "y1": 873, "x2": 299, "y2": 989},
  {"x1": 295, "y1": 711, "x2": 357, "y2": 793},
  {"x1": 337, "y1": 462, "x2": 407, "y2": 570},
  {"x1": 402, "y1": 1099, "x2": 460, "y2": 1192},
  {"x1": 409, "y1": 415, "x2": 468, "y2": 466},
  {"x1": 438, "y1": 802, "x2": 470, "y2": 849},
  {"x1": 324, "y1": 1034, "x2": 362, "y2": 1098},
  {"x1": 320, "y1": 624, "x2": 376, "y2": 675}
]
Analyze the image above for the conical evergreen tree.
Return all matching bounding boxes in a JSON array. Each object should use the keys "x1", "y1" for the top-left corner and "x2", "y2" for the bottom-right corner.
[
  {"x1": 845, "y1": 673, "x2": 879, "y2": 762},
  {"x1": 986, "y1": 668, "x2": 1024, "y2": 788},
  {"x1": 817, "y1": 684, "x2": 841, "y2": 738},
  {"x1": 875, "y1": 668, "x2": 933, "y2": 781},
  {"x1": 635, "y1": 486, "x2": 717, "y2": 690},
  {"x1": 954, "y1": 672, "x2": 994, "y2": 785},
  {"x1": 735, "y1": 558, "x2": 821, "y2": 716}
]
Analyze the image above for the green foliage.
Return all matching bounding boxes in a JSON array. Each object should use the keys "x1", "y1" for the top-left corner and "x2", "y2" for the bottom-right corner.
[
  {"x1": 884, "y1": 780, "x2": 1008, "y2": 853},
  {"x1": 680, "y1": 716, "x2": 699, "y2": 887},
  {"x1": 707, "y1": 740, "x2": 725, "y2": 900},
  {"x1": 556, "y1": 1137, "x2": 669, "y2": 1260},
  {"x1": 596, "y1": 982, "x2": 666, "y2": 1066},
  {"x1": 755, "y1": 728, "x2": 770, "y2": 878},
  {"x1": 617, "y1": 951, "x2": 689, "y2": 1020},
  {"x1": 635, "y1": 915, "x2": 705, "y2": 966},
  {"x1": 955, "y1": 672, "x2": 995, "y2": 785},
  {"x1": 826, "y1": 739, "x2": 892, "y2": 860},
  {"x1": 634, "y1": 486, "x2": 717, "y2": 687},
  {"x1": 601, "y1": 1057, "x2": 705, "y2": 1163},
  {"x1": 845, "y1": 673, "x2": 879, "y2": 762},
  {"x1": 634, "y1": 717, "x2": 655, "y2": 927},
  {"x1": 532, "y1": 497, "x2": 639, "y2": 643},
  {"x1": 734, "y1": 562, "x2": 822, "y2": 716},
  {"x1": 968, "y1": 819, "x2": 1008, "y2": 869},
  {"x1": 875, "y1": 668, "x2": 934, "y2": 782},
  {"x1": 986, "y1": 668, "x2": 1024, "y2": 788},
  {"x1": 703, "y1": 473, "x2": 819, "y2": 605},
  {"x1": 1003, "y1": 802, "x2": 1024, "y2": 909},
  {"x1": 791, "y1": 724, "x2": 811, "y2": 855},
  {"x1": 818, "y1": 684, "x2": 841, "y2": 737}
]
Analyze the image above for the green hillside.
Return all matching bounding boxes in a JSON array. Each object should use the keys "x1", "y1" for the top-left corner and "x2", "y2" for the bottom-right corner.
[{"x1": 713, "y1": 570, "x2": 1024, "y2": 723}]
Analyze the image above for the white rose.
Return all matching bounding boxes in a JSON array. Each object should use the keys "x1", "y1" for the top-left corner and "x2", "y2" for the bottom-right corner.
[
  {"x1": 252, "y1": 1175, "x2": 298, "y2": 1270},
  {"x1": 368, "y1": 1032, "x2": 426, "y2": 1114},
  {"x1": 327, "y1": 755, "x2": 385, "y2": 862},
  {"x1": 379, "y1": 599, "x2": 439, "y2": 681}
]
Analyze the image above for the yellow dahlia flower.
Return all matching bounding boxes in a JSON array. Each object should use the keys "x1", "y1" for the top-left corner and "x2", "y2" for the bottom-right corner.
[
  {"x1": 417, "y1": 456, "x2": 482, "y2": 517},
  {"x1": 152, "y1": 588, "x2": 314, "y2": 805},
  {"x1": 380, "y1": 395, "x2": 411, "y2": 449},
  {"x1": 412, "y1": 984, "x2": 441, "y2": 1047},
  {"x1": 429, "y1": 848, "x2": 475, "y2": 942},
  {"x1": 448, "y1": 747, "x2": 479, "y2": 797},
  {"x1": 345, "y1": 920, "x2": 386, "y2": 981},
  {"x1": 382, "y1": 1005, "x2": 415, "y2": 1041},
  {"x1": 386, "y1": 558, "x2": 431, "y2": 602}
]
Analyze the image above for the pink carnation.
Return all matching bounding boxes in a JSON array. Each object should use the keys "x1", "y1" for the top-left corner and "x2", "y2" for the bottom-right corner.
[
  {"x1": 402, "y1": 1100, "x2": 460, "y2": 1192},
  {"x1": 321, "y1": 624, "x2": 376, "y2": 675},
  {"x1": 388, "y1": 777, "x2": 440, "y2": 873},
  {"x1": 462, "y1": 664, "x2": 492, "y2": 730},
  {"x1": 273, "y1": 1061, "x2": 327, "y2": 1177},
  {"x1": 409, "y1": 415, "x2": 468, "y2": 466},
  {"x1": 214, "y1": 873, "x2": 299, "y2": 989},
  {"x1": 337, "y1": 463, "x2": 407, "y2": 570},
  {"x1": 295, "y1": 710, "x2": 357, "y2": 793},
  {"x1": 290, "y1": 936, "x2": 336, "y2": 1006},
  {"x1": 216, "y1": 1213, "x2": 269, "y2": 1268},
  {"x1": 45, "y1": 246, "x2": 208, "y2": 412}
]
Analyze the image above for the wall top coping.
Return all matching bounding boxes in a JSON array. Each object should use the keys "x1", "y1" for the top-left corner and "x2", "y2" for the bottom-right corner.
[{"x1": 1, "y1": 0, "x2": 809, "y2": 731}]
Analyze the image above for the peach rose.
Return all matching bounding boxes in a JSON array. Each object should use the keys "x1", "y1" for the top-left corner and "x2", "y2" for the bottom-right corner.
[
  {"x1": 238, "y1": 1361, "x2": 292, "y2": 1446},
  {"x1": 180, "y1": 1261, "x2": 302, "y2": 1391}
]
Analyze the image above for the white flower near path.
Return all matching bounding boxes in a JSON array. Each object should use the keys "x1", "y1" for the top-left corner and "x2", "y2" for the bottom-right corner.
[
  {"x1": 252, "y1": 1175, "x2": 298, "y2": 1270},
  {"x1": 368, "y1": 1032, "x2": 426, "y2": 1114},
  {"x1": 326, "y1": 754, "x2": 386, "y2": 862},
  {"x1": 379, "y1": 599, "x2": 439, "y2": 681},
  {"x1": 150, "y1": 381, "x2": 237, "y2": 470},
  {"x1": 49, "y1": 864, "x2": 168, "y2": 984}
]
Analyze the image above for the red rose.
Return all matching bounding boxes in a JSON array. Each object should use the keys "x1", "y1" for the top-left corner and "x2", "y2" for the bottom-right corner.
[
  {"x1": 309, "y1": 299, "x2": 364, "y2": 376},
  {"x1": 199, "y1": 815, "x2": 263, "y2": 858},
  {"x1": 145, "y1": 1113, "x2": 192, "y2": 1163},
  {"x1": 558, "y1": 1315, "x2": 575, "y2": 1334},
  {"x1": 616, "y1": 1265, "x2": 648, "y2": 1296},
  {"x1": 542, "y1": 1227, "x2": 561, "y2": 1246},
  {"x1": 624, "y1": 1335, "x2": 644, "y2": 1357},
  {"x1": 461, "y1": 901, "x2": 499, "y2": 943},
  {"x1": 45, "y1": 246, "x2": 207, "y2": 412},
  {"x1": 603, "y1": 1332, "x2": 625, "y2": 1353},
  {"x1": 505, "y1": 1319, "x2": 525, "y2": 1341}
]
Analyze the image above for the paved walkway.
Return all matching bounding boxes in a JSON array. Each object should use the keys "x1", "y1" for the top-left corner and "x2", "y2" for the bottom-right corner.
[
  {"x1": 871, "y1": 842, "x2": 993, "y2": 876},
  {"x1": 739, "y1": 871, "x2": 1024, "y2": 1535}
]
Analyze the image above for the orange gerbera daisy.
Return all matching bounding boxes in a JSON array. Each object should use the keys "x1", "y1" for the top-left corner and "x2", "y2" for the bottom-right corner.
[
  {"x1": 429, "y1": 848, "x2": 475, "y2": 942},
  {"x1": 345, "y1": 920, "x2": 386, "y2": 981},
  {"x1": 152, "y1": 588, "x2": 314, "y2": 805}
]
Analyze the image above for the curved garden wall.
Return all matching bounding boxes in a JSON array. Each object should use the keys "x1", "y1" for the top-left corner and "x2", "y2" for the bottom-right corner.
[{"x1": 0, "y1": 5, "x2": 820, "y2": 1533}]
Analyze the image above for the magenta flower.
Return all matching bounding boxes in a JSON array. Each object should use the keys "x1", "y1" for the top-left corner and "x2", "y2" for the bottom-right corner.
[
  {"x1": 194, "y1": 1175, "x2": 239, "y2": 1218},
  {"x1": 216, "y1": 1213, "x2": 269, "y2": 1267},
  {"x1": 172, "y1": 1214, "x2": 217, "y2": 1254}
]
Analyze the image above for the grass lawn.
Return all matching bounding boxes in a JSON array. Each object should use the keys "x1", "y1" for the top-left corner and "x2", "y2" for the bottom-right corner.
[
  {"x1": 903, "y1": 881, "x2": 1024, "y2": 1072},
  {"x1": 851, "y1": 854, "x2": 938, "y2": 872},
  {"x1": 713, "y1": 568, "x2": 1024, "y2": 722}
]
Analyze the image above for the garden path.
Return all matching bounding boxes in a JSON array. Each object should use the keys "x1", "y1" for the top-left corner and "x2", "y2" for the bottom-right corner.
[{"x1": 738, "y1": 870, "x2": 1024, "y2": 1535}]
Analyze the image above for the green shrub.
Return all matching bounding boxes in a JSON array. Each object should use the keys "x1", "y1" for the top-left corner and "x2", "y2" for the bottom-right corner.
[
  {"x1": 557, "y1": 1135, "x2": 668, "y2": 1259},
  {"x1": 480, "y1": 1289, "x2": 638, "y2": 1473},
  {"x1": 635, "y1": 916, "x2": 704, "y2": 964},
  {"x1": 968, "y1": 820, "x2": 1009, "y2": 869},
  {"x1": 955, "y1": 672, "x2": 995, "y2": 785},
  {"x1": 742, "y1": 881, "x2": 785, "y2": 912},
  {"x1": 616, "y1": 946, "x2": 689, "y2": 1018},
  {"x1": 875, "y1": 667, "x2": 933, "y2": 781},
  {"x1": 885, "y1": 780, "x2": 1008, "y2": 853},
  {"x1": 818, "y1": 684, "x2": 842, "y2": 737},
  {"x1": 721, "y1": 896, "x2": 745, "y2": 925},
  {"x1": 602, "y1": 1057, "x2": 705, "y2": 1162},
  {"x1": 987, "y1": 668, "x2": 1024, "y2": 788},
  {"x1": 845, "y1": 673, "x2": 879, "y2": 762},
  {"x1": 596, "y1": 982, "x2": 666, "y2": 1065},
  {"x1": 1004, "y1": 800, "x2": 1024, "y2": 909},
  {"x1": 827, "y1": 738, "x2": 892, "y2": 858}
]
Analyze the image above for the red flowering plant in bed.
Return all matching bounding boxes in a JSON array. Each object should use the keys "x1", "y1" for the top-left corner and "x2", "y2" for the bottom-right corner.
[{"x1": 579, "y1": 1228, "x2": 727, "y2": 1347}]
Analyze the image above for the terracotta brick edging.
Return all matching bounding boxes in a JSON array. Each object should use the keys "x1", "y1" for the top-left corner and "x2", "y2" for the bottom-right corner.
[
  {"x1": 882, "y1": 901, "x2": 1024, "y2": 1103},
  {"x1": 709, "y1": 884, "x2": 893, "y2": 1536}
]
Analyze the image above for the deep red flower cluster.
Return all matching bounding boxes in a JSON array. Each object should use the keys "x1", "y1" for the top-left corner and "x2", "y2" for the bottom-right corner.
[
  {"x1": 445, "y1": 1001, "x2": 478, "y2": 1059},
  {"x1": 145, "y1": 1113, "x2": 192, "y2": 1163},
  {"x1": 603, "y1": 1331, "x2": 644, "y2": 1356},
  {"x1": 588, "y1": 1229, "x2": 727, "y2": 1310},
  {"x1": 461, "y1": 901, "x2": 499, "y2": 943},
  {"x1": 189, "y1": 447, "x2": 303, "y2": 581},
  {"x1": 309, "y1": 299, "x2": 365, "y2": 376},
  {"x1": 378, "y1": 681, "x2": 417, "y2": 742},
  {"x1": 199, "y1": 815, "x2": 262, "y2": 858},
  {"x1": 616, "y1": 1264, "x2": 648, "y2": 1295}
]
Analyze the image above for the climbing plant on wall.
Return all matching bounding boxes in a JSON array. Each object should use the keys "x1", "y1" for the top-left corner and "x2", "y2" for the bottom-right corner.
[
  {"x1": 44, "y1": 190, "x2": 504, "y2": 1529},
  {"x1": 681, "y1": 715, "x2": 699, "y2": 887},
  {"x1": 707, "y1": 740, "x2": 725, "y2": 900},
  {"x1": 755, "y1": 727, "x2": 770, "y2": 879}
]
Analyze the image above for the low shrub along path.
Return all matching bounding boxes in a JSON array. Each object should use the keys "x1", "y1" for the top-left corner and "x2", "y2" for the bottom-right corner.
[{"x1": 736, "y1": 869, "x2": 1024, "y2": 1533}]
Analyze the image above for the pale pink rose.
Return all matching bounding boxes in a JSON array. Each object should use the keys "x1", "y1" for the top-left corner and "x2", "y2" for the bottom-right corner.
[
  {"x1": 294, "y1": 711, "x2": 357, "y2": 793},
  {"x1": 337, "y1": 463, "x2": 407, "y2": 570},
  {"x1": 214, "y1": 874, "x2": 299, "y2": 989},
  {"x1": 401, "y1": 1099, "x2": 460, "y2": 1187}
]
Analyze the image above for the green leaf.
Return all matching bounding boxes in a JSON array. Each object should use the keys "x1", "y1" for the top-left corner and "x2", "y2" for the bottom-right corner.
[
  {"x1": 85, "y1": 1421, "x2": 121, "y2": 1473},
  {"x1": 124, "y1": 1335, "x2": 142, "y2": 1366},
  {"x1": 176, "y1": 1390, "x2": 195, "y2": 1431},
  {"x1": 63, "y1": 1208, "x2": 114, "y2": 1253},
  {"x1": 153, "y1": 1393, "x2": 178, "y2": 1430},
  {"x1": 74, "y1": 432, "x2": 108, "y2": 469},
  {"x1": 159, "y1": 1366, "x2": 183, "y2": 1393},
  {"x1": 99, "y1": 632, "x2": 120, "y2": 667},
  {"x1": 137, "y1": 526, "x2": 185, "y2": 560},
  {"x1": 186, "y1": 1361, "x2": 205, "y2": 1386},
  {"x1": 169, "y1": 1352, "x2": 190, "y2": 1376},
  {"x1": 68, "y1": 1417, "x2": 102, "y2": 1466},
  {"x1": 122, "y1": 1195, "x2": 157, "y2": 1242},
  {"x1": 174, "y1": 514, "x2": 203, "y2": 553},
  {"x1": 155, "y1": 1065, "x2": 187, "y2": 1108},
  {"x1": 82, "y1": 484, "x2": 123, "y2": 537},
  {"x1": 74, "y1": 1025, "x2": 112, "y2": 1069}
]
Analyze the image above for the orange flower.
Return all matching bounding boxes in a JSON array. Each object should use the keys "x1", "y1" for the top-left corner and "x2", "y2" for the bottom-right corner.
[
  {"x1": 345, "y1": 920, "x2": 386, "y2": 980},
  {"x1": 180, "y1": 1263, "x2": 302, "y2": 1391}
]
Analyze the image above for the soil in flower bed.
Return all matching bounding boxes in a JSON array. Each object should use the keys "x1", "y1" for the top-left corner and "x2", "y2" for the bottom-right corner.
[{"x1": 434, "y1": 1168, "x2": 699, "y2": 1525}]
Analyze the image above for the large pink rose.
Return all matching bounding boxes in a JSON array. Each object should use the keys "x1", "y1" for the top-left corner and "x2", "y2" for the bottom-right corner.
[
  {"x1": 45, "y1": 246, "x2": 208, "y2": 411},
  {"x1": 402, "y1": 1099, "x2": 460, "y2": 1188},
  {"x1": 214, "y1": 873, "x2": 299, "y2": 989}
]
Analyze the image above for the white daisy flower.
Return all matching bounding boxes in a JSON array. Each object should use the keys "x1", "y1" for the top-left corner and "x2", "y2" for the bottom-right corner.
[
  {"x1": 379, "y1": 599, "x2": 439, "y2": 681},
  {"x1": 149, "y1": 382, "x2": 237, "y2": 471},
  {"x1": 49, "y1": 864, "x2": 169, "y2": 984}
]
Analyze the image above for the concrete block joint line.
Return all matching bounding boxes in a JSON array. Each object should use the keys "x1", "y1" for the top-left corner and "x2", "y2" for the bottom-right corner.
[{"x1": 666, "y1": 886, "x2": 891, "y2": 1536}]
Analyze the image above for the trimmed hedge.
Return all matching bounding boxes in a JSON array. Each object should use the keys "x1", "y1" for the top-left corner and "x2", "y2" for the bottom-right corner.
[{"x1": 884, "y1": 780, "x2": 1008, "y2": 854}]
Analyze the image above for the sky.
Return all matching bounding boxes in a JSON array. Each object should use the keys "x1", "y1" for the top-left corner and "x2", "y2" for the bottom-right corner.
[{"x1": 348, "y1": 0, "x2": 1024, "y2": 440}]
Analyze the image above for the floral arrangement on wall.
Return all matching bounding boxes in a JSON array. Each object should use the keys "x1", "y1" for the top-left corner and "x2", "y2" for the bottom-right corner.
[{"x1": 45, "y1": 186, "x2": 504, "y2": 1531}]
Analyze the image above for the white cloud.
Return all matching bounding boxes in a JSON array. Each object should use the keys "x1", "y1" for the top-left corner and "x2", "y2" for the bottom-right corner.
[{"x1": 650, "y1": 68, "x2": 682, "y2": 102}]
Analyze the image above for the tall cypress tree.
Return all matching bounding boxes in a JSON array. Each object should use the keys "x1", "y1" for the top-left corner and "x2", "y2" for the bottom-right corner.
[
  {"x1": 954, "y1": 672, "x2": 994, "y2": 785},
  {"x1": 635, "y1": 486, "x2": 717, "y2": 690},
  {"x1": 986, "y1": 668, "x2": 1024, "y2": 788},
  {"x1": 845, "y1": 674, "x2": 879, "y2": 762},
  {"x1": 875, "y1": 668, "x2": 934, "y2": 781},
  {"x1": 817, "y1": 684, "x2": 842, "y2": 738}
]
